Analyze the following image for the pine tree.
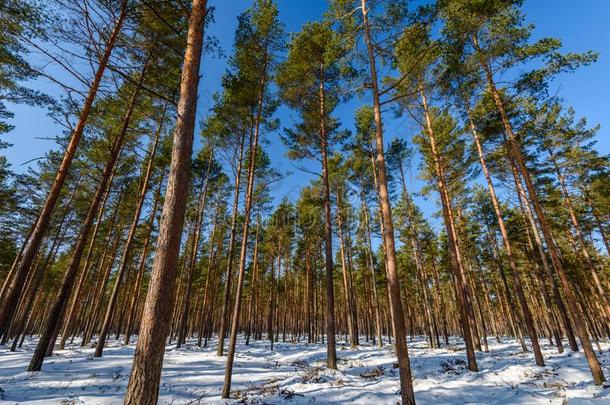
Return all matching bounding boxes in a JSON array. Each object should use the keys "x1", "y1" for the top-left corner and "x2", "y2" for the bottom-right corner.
[
  {"x1": 123, "y1": 1, "x2": 208, "y2": 403},
  {"x1": 329, "y1": 1, "x2": 416, "y2": 400},
  {"x1": 276, "y1": 19, "x2": 351, "y2": 369}
]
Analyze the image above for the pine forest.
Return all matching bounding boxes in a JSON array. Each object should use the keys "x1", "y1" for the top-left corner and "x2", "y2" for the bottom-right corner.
[{"x1": 1, "y1": 0, "x2": 609, "y2": 403}]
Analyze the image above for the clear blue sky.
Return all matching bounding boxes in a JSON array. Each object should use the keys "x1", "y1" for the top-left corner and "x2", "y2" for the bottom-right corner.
[{"x1": 4, "y1": 0, "x2": 609, "y2": 220}]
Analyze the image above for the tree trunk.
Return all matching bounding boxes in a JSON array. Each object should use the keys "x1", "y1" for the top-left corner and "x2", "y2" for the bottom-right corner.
[
  {"x1": 268, "y1": 250, "x2": 278, "y2": 350},
  {"x1": 245, "y1": 217, "x2": 261, "y2": 345},
  {"x1": 397, "y1": 161, "x2": 437, "y2": 348},
  {"x1": 217, "y1": 129, "x2": 246, "y2": 356},
  {"x1": 197, "y1": 204, "x2": 221, "y2": 347},
  {"x1": 58, "y1": 171, "x2": 115, "y2": 350},
  {"x1": 5, "y1": 175, "x2": 80, "y2": 345},
  {"x1": 550, "y1": 152, "x2": 610, "y2": 321},
  {"x1": 362, "y1": 198, "x2": 383, "y2": 347},
  {"x1": 513, "y1": 166, "x2": 578, "y2": 351},
  {"x1": 123, "y1": 2, "x2": 207, "y2": 402},
  {"x1": 0, "y1": 218, "x2": 37, "y2": 309},
  {"x1": 221, "y1": 128, "x2": 260, "y2": 391},
  {"x1": 177, "y1": 151, "x2": 213, "y2": 348},
  {"x1": 519, "y1": 200, "x2": 565, "y2": 353},
  {"x1": 82, "y1": 194, "x2": 125, "y2": 346},
  {"x1": 321, "y1": 137, "x2": 337, "y2": 369},
  {"x1": 336, "y1": 190, "x2": 358, "y2": 348},
  {"x1": 124, "y1": 170, "x2": 165, "y2": 345},
  {"x1": 306, "y1": 249, "x2": 314, "y2": 343},
  {"x1": 361, "y1": 1, "x2": 415, "y2": 402},
  {"x1": 9, "y1": 203, "x2": 76, "y2": 349}
]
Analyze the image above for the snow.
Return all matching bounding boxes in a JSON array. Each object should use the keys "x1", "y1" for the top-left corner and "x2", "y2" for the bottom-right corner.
[{"x1": 1, "y1": 336, "x2": 609, "y2": 404}]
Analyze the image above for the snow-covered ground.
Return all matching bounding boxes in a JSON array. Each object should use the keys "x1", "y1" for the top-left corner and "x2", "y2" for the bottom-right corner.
[{"x1": 1, "y1": 336, "x2": 609, "y2": 404}]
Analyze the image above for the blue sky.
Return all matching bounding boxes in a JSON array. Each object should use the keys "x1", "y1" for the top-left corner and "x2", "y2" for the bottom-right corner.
[{"x1": 4, "y1": 0, "x2": 609, "y2": 223}]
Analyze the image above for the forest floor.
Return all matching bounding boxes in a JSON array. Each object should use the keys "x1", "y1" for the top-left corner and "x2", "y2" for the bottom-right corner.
[{"x1": 0, "y1": 336, "x2": 609, "y2": 404}]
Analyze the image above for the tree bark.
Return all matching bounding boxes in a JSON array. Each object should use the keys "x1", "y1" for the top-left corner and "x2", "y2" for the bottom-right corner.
[
  {"x1": 28, "y1": 57, "x2": 148, "y2": 371},
  {"x1": 245, "y1": 217, "x2": 261, "y2": 345},
  {"x1": 397, "y1": 160, "x2": 437, "y2": 348},
  {"x1": 9, "y1": 188, "x2": 78, "y2": 349},
  {"x1": 216, "y1": 129, "x2": 246, "y2": 356},
  {"x1": 196, "y1": 204, "x2": 221, "y2": 347},
  {"x1": 123, "y1": 2, "x2": 207, "y2": 402},
  {"x1": 336, "y1": 190, "x2": 358, "y2": 348},
  {"x1": 177, "y1": 149, "x2": 213, "y2": 348},
  {"x1": 124, "y1": 171, "x2": 165, "y2": 345},
  {"x1": 513, "y1": 165, "x2": 578, "y2": 351},
  {"x1": 362, "y1": 197, "x2": 383, "y2": 348},
  {"x1": 549, "y1": 152, "x2": 610, "y2": 322},
  {"x1": 361, "y1": 1, "x2": 415, "y2": 402},
  {"x1": 58, "y1": 171, "x2": 115, "y2": 350}
]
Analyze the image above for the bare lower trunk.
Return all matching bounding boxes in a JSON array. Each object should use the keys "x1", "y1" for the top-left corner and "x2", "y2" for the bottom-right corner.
[
  {"x1": 361, "y1": 1, "x2": 415, "y2": 402},
  {"x1": 513, "y1": 167, "x2": 578, "y2": 351},
  {"x1": 9, "y1": 189, "x2": 78, "y2": 349},
  {"x1": 124, "y1": 172, "x2": 165, "y2": 345},
  {"x1": 83, "y1": 207, "x2": 126, "y2": 346},
  {"x1": 59, "y1": 172, "x2": 115, "y2": 350},
  {"x1": 550, "y1": 152, "x2": 610, "y2": 322},
  {"x1": 177, "y1": 154, "x2": 213, "y2": 348},
  {"x1": 197, "y1": 206, "x2": 221, "y2": 347},
  {"x1": 397, "y1": 161, "x2": 437, "y2": 348},
  {"x1": 245, "y1": 218, "x2": 261, "y2": 345},
  {"x1": 0, "y1": 220, "x2": 36, "y2": 308},
  {"x1": 123, "y1": 2, "x2": 207, "y2": 403},
  {"x1": 222, "y1": 112, "x2": 263, "y2": 395},
  {"x1": 336, "y1": 191, "x2": 358, "y2": 348},
  {"x1": 321, "y1": 143, "x2": 337, "y2": 369},
  {"x1": 362, "y1": 198, "x2": 383, "y2": 347},
  {"x1": 216, "y1": 129, "x2": 246, "y2": 357}
]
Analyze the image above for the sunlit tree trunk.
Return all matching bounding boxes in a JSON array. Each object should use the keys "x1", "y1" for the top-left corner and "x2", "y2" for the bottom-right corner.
[
  {"x1": 245, "y1": 218, "x2": 261, "y2": 345},
  {"x1": 222, "y1": 60, "x2": 268, "y2": 392},
  {"x1": 177, "y1": 152, "x2": 213, "y2": 348},
  {"x1": 361, "y1": 1, "x2": 415, "y2": 401},
  {"x1": 123, "y1": 2, "x2": 207, "y2": 402},
  {"x1": 28, "y1": 57, "x2": 149, "y2": 370},
  {"x1": 124, "y1": 172, "x2": 164, "y2": 345},
  {"x1": 549, "y1": 151, "x2": 610, "y2": 322},
  {"x1": 361, "y1": 198, "x2": 383, "y2": 348},
  {"x1": 336, "y1": 190, "x2": 358, "y2": 348},
  {"x1": 217, "y1": 128, "x2": 246, "y2": 356}
]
